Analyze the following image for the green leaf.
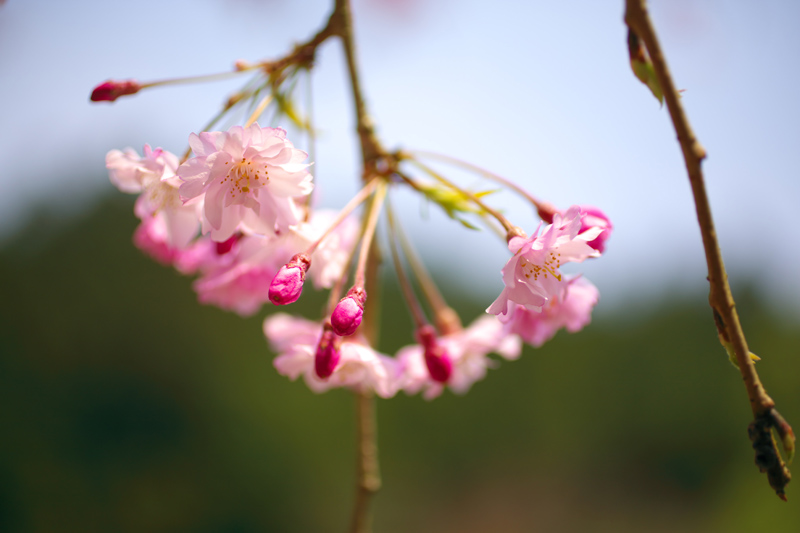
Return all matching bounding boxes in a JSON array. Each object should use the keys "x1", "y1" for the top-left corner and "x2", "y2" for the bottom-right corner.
[
  {"x1": 627, "y1": 29, "x2": 664, "y2": 105},
  {"x1": 722, "y1": 339, "x2": 761, "y2": 369},
  {"x1": 417, "y1": 183, "x2": 497, "y2": 229}
]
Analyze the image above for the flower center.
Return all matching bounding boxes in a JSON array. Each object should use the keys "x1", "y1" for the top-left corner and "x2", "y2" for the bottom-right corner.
[
  {"x1": 520, "y1": 251, "x2": 562, "y2": 282},
  {"x1": 224, "y1": 157, "x2": 269, "y2": 198}
]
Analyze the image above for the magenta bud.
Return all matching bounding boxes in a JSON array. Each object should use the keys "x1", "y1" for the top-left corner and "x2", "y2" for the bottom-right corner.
[
  {"x1": 536, "y1": 201, "x2": 558, "y2": 224},
  {"x1": 578, "y1": 206, "x2": 613, "y2": 253},
  {"x1": 425, "y1": 349, "x2": 453, "y2": 383},
  {"x1": 90, "y1": 79, "x2": 141, "y2": 102},
  {"x1": 215, "y1": 234, "x2": 240, "y2": 255},
  {"x1": 269, "y1": 254, "x2": 310, "y2": 305},
  {"x1": 331, "y1": 287, "x2": 367, "y2": 336},
  {"x1": 315, "y1": 324, "x2": 342, "y2": 379},
  {"x1": 416, "y1": 324, "x2": 453, "y2": 383}
]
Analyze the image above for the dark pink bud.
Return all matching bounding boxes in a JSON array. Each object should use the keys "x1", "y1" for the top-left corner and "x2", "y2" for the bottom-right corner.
[
  {"x1": 315, "y1": 324, "x2": 342, "y2": 379},
  {"x1": 215, "y1": 234, "x2": 240, "y2": 255},
  {"x1": 90, "y1": 79, "x2": 142, "y2": 102},
  {"x1": 536, "y1": 201, "x2": 558, "y2": 224},
  {"x1": 578, "y1": 206, "x2": 613, "y2": 253},
  {"x1": 416, "y1": 324, "x2": 453, "y2": 383},
  {"x1": 331, "y1": 287, "x2": 367, "y2": 336},
  {"x1": 269, "y1": 254, "x2": 310, "y2": 305}
]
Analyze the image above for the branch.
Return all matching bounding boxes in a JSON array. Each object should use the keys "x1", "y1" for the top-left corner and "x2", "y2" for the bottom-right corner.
[
  {"x1": 624, "y1": 0, "x2": 792, "y2": 500},
  {"x1": 333, "y1": 1, "x2": 384, "y2": 530}
]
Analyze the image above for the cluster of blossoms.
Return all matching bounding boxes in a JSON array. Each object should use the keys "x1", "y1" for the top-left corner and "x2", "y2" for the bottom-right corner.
[{"x1": 108, "y1": 122, "x2": 612, "y2": 400}]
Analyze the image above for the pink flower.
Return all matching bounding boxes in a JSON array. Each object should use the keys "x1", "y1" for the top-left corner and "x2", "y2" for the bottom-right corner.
[
  {"x1": 107, "y1": 144, "x2": 178, "y2": 194},
  {"x1": 502, "y1": 276, "x2": 599, "y2": 348},
  {"x1": 192, "y1": 231, "x2": 306, "y2": 316},
  {"x1": 578, "y1": 206, "x2": 613, "y2": 254},
  {"x1": 538, "y1": 204, "x2": 613, "y2": 254},
  {"x1": 132, "y1": 215, "x2": 177, "y2": 265},
  {"x1": 107, "y1": 145, "x2": 201, "y2": 252},
  {"x1": 189, "y1": 209, "x2": 357, "y2": 315},
  {"x1": 487, "y1": 206, "x2": 602, "y2": 316},
  {"x1": 264, "y1": 314, "x2": 401, "y2": 398},
  {"x1": 177, "y1": 123, "x2": 313, "y2": 241},
  {"x1": 397, "y1": 316, "x2": 521, "y2": 400}
]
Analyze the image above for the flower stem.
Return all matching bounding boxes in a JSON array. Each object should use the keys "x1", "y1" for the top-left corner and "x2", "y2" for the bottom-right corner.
[
  {"x1": 353, "y1": 181, "x2": 387, "y2": 291},
  {"x1": 390, "y1": 203, "x2": 462, "y2": 334},
  {"x1": 306, "y1": 178, "x2": 379, "y2": 256},
  {"x1": 386, "y1": 200, "x2": 429, "y2": 329},
  {"x1": 243, "y1": 94, "x2": 273, "y2": 128},
  {"x1": 138, "y1": 69, "x2": 251, "y2": 90},
  {"x1": 625, "y1": 0, "x2": 792, "y2": 500}
]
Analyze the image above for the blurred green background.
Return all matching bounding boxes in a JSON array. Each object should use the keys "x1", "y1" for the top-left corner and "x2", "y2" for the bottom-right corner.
[{"x1": 1, "y1": 194, "x2": 798, "y2": 533}]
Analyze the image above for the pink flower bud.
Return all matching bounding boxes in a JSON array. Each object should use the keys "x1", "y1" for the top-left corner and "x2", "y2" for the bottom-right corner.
[
  {"x1": 269, "y1": 254, "x2": 311, "y2": 305},
  {"x1": 578, "y1": 206, "x2": 613, "y2": 253},
  {"x1": 315, "y1": 324, "x2": 342, "y2": 379},
  {"x1": 90, "y1": 79, "x2": 141, "y2": 102},
  {"x1": 536, "y1": 201, "x2": 558, "y2": 224},
  {"x1": 215, "y1": 234, "x2": 240, "y2": 255},
  {"x1": 331, "y1": 287, "x2": 367, "y2": 336},
  {"x1": 416, "y1": 324, "x2": 453, "y2": 383}
]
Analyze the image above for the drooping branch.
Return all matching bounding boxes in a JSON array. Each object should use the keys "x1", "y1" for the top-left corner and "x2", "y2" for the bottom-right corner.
[
  {"x1": 624, "y1": 0, "x2": 792, "y2": 500},
  {"x1": 332, "y1": 1, "x2": 385, "y2": 531}
]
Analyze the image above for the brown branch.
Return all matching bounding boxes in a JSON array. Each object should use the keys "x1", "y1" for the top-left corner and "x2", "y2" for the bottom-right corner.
[
  {"x1": 334, "y1": 0, "x2": 387, "y2": 167},
  {"x1": 624, "y1": 0, "x2": 792, "y2": 500},
  {"x1": 332, "y1": 1, "x2": 384, "y2": 530},
  {"x1": 350, "y1": 389, "x2": 381, "y2": 533}
]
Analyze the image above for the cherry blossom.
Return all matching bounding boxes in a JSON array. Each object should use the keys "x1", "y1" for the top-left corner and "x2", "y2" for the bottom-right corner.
[
  {"x1": 191, "y1": 209, "x2": 357, "y2": 315},
  {"x1": 397, "y1": 315, "x2": 521, "y2": 400},
  {"x1": 487, "y1": 206, "x2": 602, "y2": 317},
  {"x1": 264, "y1": 314, "x2": 401, "y2": 398},
  {"x1": 177, "y1": 123, "x2": 313, "y2": 241},
  {"x1": 193, "y1": 232, "x2": 307, "y2": 316},
  {"x1": 502, "y1": 276, "x2": 599, "y2": 348},
  {"x1": 578, "y1": 206, "x2": 613, "y2": 254},
  {"x1": 107, "y1": 145, "x2": 200, "y2": 253}
]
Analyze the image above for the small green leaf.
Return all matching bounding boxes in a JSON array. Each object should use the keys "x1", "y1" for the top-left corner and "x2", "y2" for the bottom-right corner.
[
  {"x1": 274, "y1": 90, "x2": 309, "y2": 131},
  {"x1": 628, "y1": 29, "x2": 663, "y2": 105},
  {"x1": 722, "y1": 339, "x2": 761, "y2": 369},
  {"x1": 417, "y1": 183, "x2": 497, "y2": 228},
  {"x1": 456, "y1": 217, "x2": 480, "y2": 230}
]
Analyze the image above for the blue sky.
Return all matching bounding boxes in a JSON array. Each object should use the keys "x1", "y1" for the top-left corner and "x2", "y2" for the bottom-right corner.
[{"x1": 1, "y1": 0, "x2": 798, "y2": 316}]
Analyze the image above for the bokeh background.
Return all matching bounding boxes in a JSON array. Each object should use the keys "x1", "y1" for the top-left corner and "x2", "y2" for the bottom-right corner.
[{"x1": 1, "y1": 0, "x2": 799, "y2": 531}]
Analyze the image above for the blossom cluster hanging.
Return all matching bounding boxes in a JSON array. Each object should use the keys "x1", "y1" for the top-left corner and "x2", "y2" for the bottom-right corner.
[
  {"x1": 105, "y1": 128, "x2": 611, "y2": 400},
  {"x1": 95, "y1": 8, "x2": 612, "y2": 402}
]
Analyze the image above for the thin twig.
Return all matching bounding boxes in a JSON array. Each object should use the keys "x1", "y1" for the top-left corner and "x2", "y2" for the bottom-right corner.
[
  {"x1": 625, "y1": 0, "x2": 792, "y2": 500},
  {"x1": 386, "y1": 200, "x2": 429, "y2": 329}
]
